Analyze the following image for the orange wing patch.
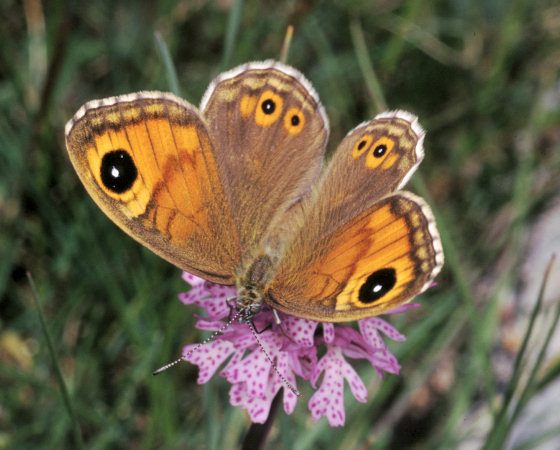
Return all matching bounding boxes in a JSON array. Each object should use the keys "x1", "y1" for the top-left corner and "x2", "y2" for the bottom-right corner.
[
  {"x1": 294, "y1": 201, "x2": 418, "y2": 316},
  {"x1": 351, "y1": 134, "x2": 373, "y2": 159},
  {"x1": 239, "y1": 95, "x2": 257, "y2": 118},
  {"x1": 364, "y1": 136, "x2": 397, "y2": 170},
  {"x1": 283, "y1": 107, "x2": 305, "y2": 135},
  {"x1": 329, "y1": 205, "x2": 416, "y2": 313},
  {"x1": 86, "y1": 119, "x2": 210, "y2": 235}
]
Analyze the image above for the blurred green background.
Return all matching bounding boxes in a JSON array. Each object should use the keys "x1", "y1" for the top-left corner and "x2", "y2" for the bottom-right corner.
[{"x1": 2, "y1": 0, "x2": 560, "y2": 449}]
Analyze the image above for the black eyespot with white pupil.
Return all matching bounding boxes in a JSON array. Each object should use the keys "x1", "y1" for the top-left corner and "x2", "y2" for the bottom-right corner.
[
  {"x1": 358, "y1": 268, "x2": 397, "y2": 304},
  {"x1": 262, "y1": 99, "x2": 276, "y2": 114},
  {"x1": 291, "y1": 115, "x2": 300, "y2": 126},
  {"x1": 100, "y1": 150, "x2": 137, "y2": 194},
  {"x1": 373, "y1": 144, "x2": 387, "y2": 158}
]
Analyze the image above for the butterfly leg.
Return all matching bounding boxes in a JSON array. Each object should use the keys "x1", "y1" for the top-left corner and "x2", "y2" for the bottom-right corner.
[
  {"x1": 250, "y1": 308, "x2": 284, "y2": 333},
  {"x1": 272, "y1": 309, "x2": 282, "y2": 325},
  {"x1": 251, "y1": 320, "x2": 272, "y2": 334},
  {"x1": 226, "y1": 296, "x2": 238, "y2": 321}
]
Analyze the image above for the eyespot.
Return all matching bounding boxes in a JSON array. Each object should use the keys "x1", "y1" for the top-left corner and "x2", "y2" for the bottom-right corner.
[
  {"x1": 351, "y1": 134, "x2": 373, "y2": 159},
  {"x1": 365, "y1": 136, "x2": 396, "y2": 169},
  {"x1": 283, "y1": 108, "x2": 305, "y2": 135},
  {"x1": 373, "y1": 144, "x2": 387, "y2": 158},
  {"x1": 262, "y1": 99, "x2": 275, "y2": 114},
  {"x1": 358, "y1": 268, "x2": 397, "y2": 304},
  {"x1": 255, "y1": 90, "x2": 283, "y2": 126},
  {"x1": 100, "y1": 149, "x2": 137, "y2": 193}
]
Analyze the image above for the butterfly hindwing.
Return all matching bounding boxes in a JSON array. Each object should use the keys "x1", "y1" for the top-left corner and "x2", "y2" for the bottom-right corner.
[{"x1": 266, "y1": 192, "x2": 443, "y2": 321}]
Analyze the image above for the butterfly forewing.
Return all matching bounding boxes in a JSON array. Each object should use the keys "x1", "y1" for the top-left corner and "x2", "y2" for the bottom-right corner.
[
  {"x1": 65, "y1": 92, "x2": 241, "y2": 283},
  {"x1": 201, "y1": 60, "x2": 329, "y2": 261}
]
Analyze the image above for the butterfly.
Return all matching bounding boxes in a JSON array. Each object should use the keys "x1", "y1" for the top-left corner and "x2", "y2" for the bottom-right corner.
[{"x1": 65, "y1": 60, "x2": 443, "y2": 324}]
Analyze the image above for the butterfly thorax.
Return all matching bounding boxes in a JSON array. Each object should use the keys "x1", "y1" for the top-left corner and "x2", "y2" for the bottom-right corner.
[{"x1": 235, "y1": 254, "x2": 275, "y2": 320}]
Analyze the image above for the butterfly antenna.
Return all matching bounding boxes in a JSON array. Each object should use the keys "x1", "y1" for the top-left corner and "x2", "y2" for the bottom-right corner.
[
  {"x1": 245, "y1": 318, "x2": 302, "y2": 397},
  {"x1": 152, "y1": 357, "x2": 184, "y2": 375},
  {"x1": 153, "y1": 308, "x2": 241, "y2": 376}
]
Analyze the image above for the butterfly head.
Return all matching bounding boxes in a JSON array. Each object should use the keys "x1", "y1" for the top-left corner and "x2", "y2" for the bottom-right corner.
[{"x1": 236, "y1": 283, "x2": 265, "y2": 321}]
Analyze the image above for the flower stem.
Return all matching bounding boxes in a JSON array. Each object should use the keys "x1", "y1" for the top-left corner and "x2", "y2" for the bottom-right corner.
[{"x1": 241, "y1": 392, "x2": 282, "y2": 450}]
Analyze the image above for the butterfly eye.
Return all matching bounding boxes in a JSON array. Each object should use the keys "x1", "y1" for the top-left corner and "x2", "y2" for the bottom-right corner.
[
  {"x1": 365, "y1": 137, "x2": 396, "y2": 170},
  {"x1": 358, "y1": 268, "x2": 397, "y2": 304},
  {"x1": 255, "y1": 90, "x2": 283, "y2": 126},
  {"x1": 351, "y1": 134, "x2": 373, "y2": 159},
  {"x1": 100, "y1": 149, "x2": 137, "y2": 193},
  {"x1": 284, "y1": 108, "x2": 305, "y2": 135}
]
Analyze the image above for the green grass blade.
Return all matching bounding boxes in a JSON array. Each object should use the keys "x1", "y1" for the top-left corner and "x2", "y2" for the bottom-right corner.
[
  {"x1": 483, "y1": 255, "x2": 556, "y2": 450},
  {"x1": 279, "y1": 25, "x2": 294, "y2": 64},
  {"x1": 221, "y1": 0, "x2": 244, "y2": 70},
  {"x1": 509, "y1": 265, "x2": 560, "y2": 418},
  {"x1": 154, "y1": 31, "x2": 181, "y2": 96},
  {"x1": 27, "y1": 273, "x2": 85, "y2": 450},
  {"x1": 349, "y1": 20, "x2": 387, "y2": 113}
]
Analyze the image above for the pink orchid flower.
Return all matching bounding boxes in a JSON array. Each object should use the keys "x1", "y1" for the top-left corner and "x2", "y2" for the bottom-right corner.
[{"x1": 179, "y1": 272, "x2": 418, "y2": 427}]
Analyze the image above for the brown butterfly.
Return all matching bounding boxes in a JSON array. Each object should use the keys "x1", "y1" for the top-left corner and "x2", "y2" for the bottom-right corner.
[{"x1": 65, "y1": 60, "x2": 443, "y2": 323}]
